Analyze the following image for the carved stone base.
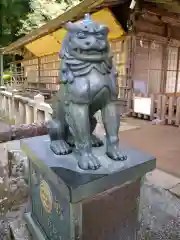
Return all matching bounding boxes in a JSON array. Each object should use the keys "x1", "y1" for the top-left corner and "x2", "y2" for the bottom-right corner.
[
  {"x1": 21, "y1": 180, "x2": 140, "y2": 240},
  {"x1": 82, "y1": 180, "x2": 140, "y2": 240},
  {"x1": 20, "y1": 135, "x2": 156, "y2": 240}
]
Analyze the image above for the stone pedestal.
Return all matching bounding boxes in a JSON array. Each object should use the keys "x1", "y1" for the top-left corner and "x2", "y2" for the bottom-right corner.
[{"x1": 21, "y1": 135, "x2": 156, "y2": 240}]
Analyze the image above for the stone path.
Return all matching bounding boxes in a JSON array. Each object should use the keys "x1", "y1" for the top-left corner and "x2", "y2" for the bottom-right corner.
[
  {"x1": 94, "y1": 120, "x2": 140, "y2": 139},
  {"x1": 120, "y1": 118, "x2": 180, "y2": 178},
  {"x1": 120, "y1": 120, "x2": 140, "y2": 132},
  {"x1": 147, "y1": 169, "x2": 180, "y2": 196}
]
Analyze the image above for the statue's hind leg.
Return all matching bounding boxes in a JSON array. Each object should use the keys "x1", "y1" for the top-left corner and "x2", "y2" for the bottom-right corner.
[
  {"x1": 101, "y1": 102, "x2": 127, "y2": 161},
  {"x1": 46, "y1": 119, "x2": 72, "y2": 155},
  {"x1": 66, "y1": 102, "x2": 101, "y2": 170}
]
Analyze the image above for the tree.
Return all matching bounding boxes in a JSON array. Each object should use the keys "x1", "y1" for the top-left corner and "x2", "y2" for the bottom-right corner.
[
  {"x1": 0, "y1": 0, "x2": 30, "y2": 47},
  {"x1": 18, "y1": 0, "x2": 82, "y2": 35}
]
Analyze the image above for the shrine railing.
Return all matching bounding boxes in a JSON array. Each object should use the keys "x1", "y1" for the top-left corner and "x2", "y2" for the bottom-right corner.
[
  {"x1": 1, "y1": 88, "x2": 180, "y2": 126},
  {"x1": 0, "y1": 89, "x2": 52, "y2": 125},
  {"x1": 133, "y1": 93, "x2": 180, "y2": 126}
]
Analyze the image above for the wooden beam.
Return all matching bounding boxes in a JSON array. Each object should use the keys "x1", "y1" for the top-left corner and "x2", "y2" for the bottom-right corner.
[
  {"x1": 143, "y1": 2, "x2": 180, "y2": 19},
  {"x1": 135, "y1": 14, "x2": 180, "y2": 43},
  {"x1": 162, "y1": 16, "x2": 180, "y2": 27},
  {"x1": 136, "y1": 31, "x2": 167, "y2": 43},
  {"x1": 3, "y1": 0, "x2": 101, "y2": 54},
  {"x1": 3, "y1": 0, "x2": 123, "y2": 54},
  {"x1": 136, "y1": 26, "x2": 180, "y2": 46},
  {"x1": 135, "y1": 18, "x2": 165, "y2": 36}
]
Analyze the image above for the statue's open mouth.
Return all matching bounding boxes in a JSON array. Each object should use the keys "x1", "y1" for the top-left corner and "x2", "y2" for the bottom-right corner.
[
  {"x1": 74, "y1": 49, "x2": 106, "y2": 55},
  {"x1": 70, "y1": 48, "x2": 109, "y2": 61}
]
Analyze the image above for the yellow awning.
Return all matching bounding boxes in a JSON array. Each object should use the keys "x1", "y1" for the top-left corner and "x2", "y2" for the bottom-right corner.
[
  {"x1": 25, "y1": 8, "x2": 125, "y2": 57},
  {"x1": 25, "y1": 35, "x2": 61, "y2": 56}
]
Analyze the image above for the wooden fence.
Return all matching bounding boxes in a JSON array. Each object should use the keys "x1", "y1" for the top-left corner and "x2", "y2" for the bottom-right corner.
[{"x1": 133, "y1": 94, "x2": 180, "y2": 126}]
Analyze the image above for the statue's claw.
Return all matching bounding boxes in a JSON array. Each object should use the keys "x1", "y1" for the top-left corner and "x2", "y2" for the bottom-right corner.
[
  {"x1": 78, "y1": 153, "x2": 101, "y2": 170},
  {"x1": 91, "y1": 134, "x2": 103, "y2": 147},
  {"x1": 50, "y1": 140, "x2": 72, "y2": 155},
  {"x1": 106, "y1": 144, "x2": 127, "y2": 161}
]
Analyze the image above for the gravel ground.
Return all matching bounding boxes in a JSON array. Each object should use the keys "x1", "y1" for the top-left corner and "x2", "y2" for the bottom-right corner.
[{"x1": 139, "y1": 181, "x2": 180, "y2": 239}]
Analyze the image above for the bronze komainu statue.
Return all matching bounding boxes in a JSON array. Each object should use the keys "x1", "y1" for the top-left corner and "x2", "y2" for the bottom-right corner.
[{"x1": 46, "y1": 14, "x2": 127, "y2": 170}]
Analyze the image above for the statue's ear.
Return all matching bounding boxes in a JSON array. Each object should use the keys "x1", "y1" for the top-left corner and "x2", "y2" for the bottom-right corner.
[
  {"x1": 64, "y1": 21, "x2": 74, "y2": 31},
  {"x1": 100, "y1": 25, "x2": 109, "y2": 34},
  {"x1": 59, "y1": 34, "x2": 69, "y2": 58}
]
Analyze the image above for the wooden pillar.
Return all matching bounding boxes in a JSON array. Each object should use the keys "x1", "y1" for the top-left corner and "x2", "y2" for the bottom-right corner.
[
  {"x1": 174, "y1": 47, "x2": 180, "y2": 94},
  {"x1": 127, "y1": 36, "x2": 136, "y2": 112},
  {"x1": 147, "y1": 41, "x2": 151, "y2": 96},
  {"x1": 160, "y1": 44, "x2": 168, "y2": 94}
]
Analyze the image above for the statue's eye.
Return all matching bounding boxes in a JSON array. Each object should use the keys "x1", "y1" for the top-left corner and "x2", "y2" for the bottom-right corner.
[
  {"x1": 96, "y1": 33, "x2": 104, "y2": 39},
  {"x1": 77, "y1": 32, "x2": 86, "y2": 39}
]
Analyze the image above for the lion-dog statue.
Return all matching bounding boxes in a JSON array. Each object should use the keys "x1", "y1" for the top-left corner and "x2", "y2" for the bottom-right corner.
[{"x1": 46, "y1": 14, "x2": 127, "y2": 170}]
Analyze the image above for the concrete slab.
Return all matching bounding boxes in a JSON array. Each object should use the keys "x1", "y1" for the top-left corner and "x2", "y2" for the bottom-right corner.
[
  {"x1": 169, "y1": 183, "x2": 180, "y2": 198},
  {"x1": 120, "y1": 121, "x2": 140, "y2": 132},
  {"x1": 94, "y1": 122, "x2": 140, "y2": 139},
  {"x1": 120, "y1": 118, "x2": 180, "y2": 179},
  {"x1": 146, "y1": 169, "x2": 180, "y2": 190}
]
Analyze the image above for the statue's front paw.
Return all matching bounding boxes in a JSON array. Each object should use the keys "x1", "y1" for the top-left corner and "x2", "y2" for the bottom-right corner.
[
  {"x1": 50, "y1": 140, "x2": 72, "y2": 155},
  {"x1": 91, "y1": 134, "x2": 103, "y2": 147},
  {"x1": 106, "y1": 144, "x2": 127, "y2": 161},
  {"x1": 78, "y1": 153, "x2": 101, "y2": 170}
]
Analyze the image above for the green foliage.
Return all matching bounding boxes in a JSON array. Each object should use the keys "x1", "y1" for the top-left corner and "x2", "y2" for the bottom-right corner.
[
  {"x1": 3, "y1": 74, "x2": 11, "y2": 81},
  {"x1": 0, "y1": 0, "x2": 83, "y2": 46},
  {"x1": 0, "y1": 0, "x2": 30, "y2": 47},
  {"x1": 3, "y1": 70, "x2": 12, "y2": 82},
  {"x1": 18, "y1": 0, "x2": 82, "y2": 35}
]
